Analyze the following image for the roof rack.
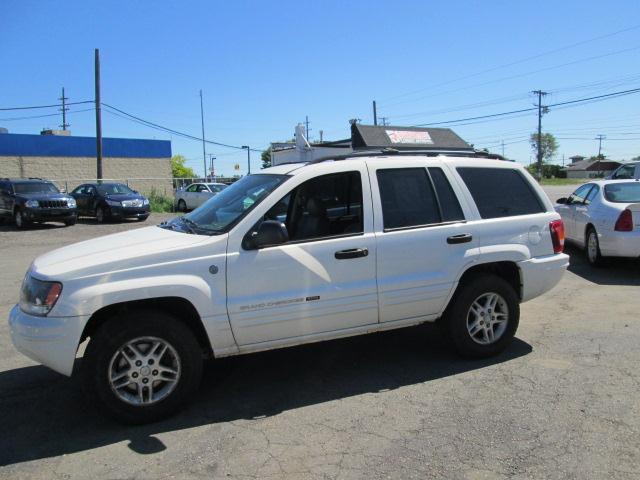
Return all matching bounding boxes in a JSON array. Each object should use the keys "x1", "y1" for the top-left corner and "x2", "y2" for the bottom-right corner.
[{"x1": 307, "y1": 148, "x2": 506, "y2": 165}]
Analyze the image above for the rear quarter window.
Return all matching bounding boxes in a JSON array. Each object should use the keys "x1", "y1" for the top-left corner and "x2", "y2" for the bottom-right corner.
[{"x1": 456, "y1": 167, "x2": 546, "y2": 219}]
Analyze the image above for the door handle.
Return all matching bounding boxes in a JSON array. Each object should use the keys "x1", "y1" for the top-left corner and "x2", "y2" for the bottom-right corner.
[
  {"x1": 446, "y1": 233, "x2": 473, "y2": 244},
  {"x1": 335, "y1": 248, "x2": 368, "y2": 259}
]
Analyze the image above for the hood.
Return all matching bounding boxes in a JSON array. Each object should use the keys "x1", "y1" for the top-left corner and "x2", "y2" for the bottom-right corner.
[
  {"x1": 32, "y1": 225, "x2": 220, "y2": 279},
  {"x1": 18, "y1": 192, "x2": 72, "y2": 200}
]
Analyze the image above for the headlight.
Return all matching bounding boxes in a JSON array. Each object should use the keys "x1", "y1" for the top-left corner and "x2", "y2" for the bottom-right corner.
[
  {"x1": 143, "y1": 198, "x2": 149, "y2": 206},
  {"x1": 106, "y1": 199, "x2": 121, "y2": 207},
  {"x1": 25, "y1": 200, "x2": 39, "y2": 208},
  {"x1": 19, "y1": 273, "x2": 62, "y2": 316},
  {"x1": 66, "y1": 198, "x2": 77, "y2": 208}
]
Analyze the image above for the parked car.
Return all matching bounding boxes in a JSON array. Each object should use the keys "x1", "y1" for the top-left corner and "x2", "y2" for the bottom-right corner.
[
  {"x1": 607, "y1": 161, "x2": 640, "y2": 180},
  {"x1": 555, "y1": 180, "x2": 640, "y2": 266},
  {"x1": 175, "y1": 182, "x2": 228, "y2": 211},
  {"x1": 0, "y1": 178, "x2": 77, "y2": 228},
  {"x1": 70, "y1": 182, "x2": 150, "y2": 223},
  {"x1": 9, "y1": 155, "x2": 568, "y2": 423}
]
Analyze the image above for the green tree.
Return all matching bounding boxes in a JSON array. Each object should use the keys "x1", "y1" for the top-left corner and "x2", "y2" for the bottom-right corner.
[
  {"x1": 261, "y1": 147, "x2": 272, "y2": 169},
  {"x1": 530, "y1": 133, "x2": 558, "y2": 163},
  {"x1": 171, "y1": 155, "x2": 197, "y2": 178}
]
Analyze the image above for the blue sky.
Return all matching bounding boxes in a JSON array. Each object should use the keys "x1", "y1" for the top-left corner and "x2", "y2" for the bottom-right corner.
[{"x1": 2, "y1": 0, "x2": 640, "y2": 175}]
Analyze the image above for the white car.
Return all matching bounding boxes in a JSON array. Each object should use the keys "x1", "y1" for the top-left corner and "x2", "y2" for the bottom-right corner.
[
  {"x1": 608, "y1": 161, "x2": 640, "y2": 180},
  {"x1": 554, "y1": 180, "x2": 640, "y2": 266},
  {"x1": 175, "y1": 182, "x2": 227, "y2": 211},
  {"x1": 9, "y1": 154, "x2": 568, "y2": 423}
]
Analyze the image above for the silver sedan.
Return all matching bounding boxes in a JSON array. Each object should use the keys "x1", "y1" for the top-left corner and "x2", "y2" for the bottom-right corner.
[
  {"x1": 175, "y1": 182, "x2": 227, "y2": 211},
  {"x1": 555, "y1": 180, "x2": 640, "y2": 266}
]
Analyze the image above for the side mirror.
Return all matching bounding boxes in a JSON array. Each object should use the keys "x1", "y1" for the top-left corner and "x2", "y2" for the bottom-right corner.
[
  {"x1": 243, "y1": 220, "x2": 289, "y2": 250},
  {"x1": 556, "y1": 197, "x2": 568, "y2": 204}
]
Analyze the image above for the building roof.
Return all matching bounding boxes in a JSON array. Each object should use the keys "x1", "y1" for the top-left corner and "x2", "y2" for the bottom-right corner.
[
  {"x1": 562, "y1": 158, "x2": 622, "y2": 171},
  {"x1": 351, "y1": 124, "x2": 473, "y2": 151},
  {"x1": 0, "y1": 133, "x2": 171, "y2": 158}
]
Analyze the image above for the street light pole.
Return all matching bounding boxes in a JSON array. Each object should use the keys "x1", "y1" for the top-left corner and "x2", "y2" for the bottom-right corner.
[{"x1": 242, "y1": 146, "x2": 251, "y2": 175}]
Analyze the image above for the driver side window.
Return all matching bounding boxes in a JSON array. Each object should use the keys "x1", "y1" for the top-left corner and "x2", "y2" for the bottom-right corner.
[
  {"x1": 263, "y1": 171, "x2": 363, "y2": 243},
  {"x1": 186, "y1": 184, "x2": 199, "y2": 193},
  {"x1": 568, "y1": 184, "x2": 592, "y2": 204}
]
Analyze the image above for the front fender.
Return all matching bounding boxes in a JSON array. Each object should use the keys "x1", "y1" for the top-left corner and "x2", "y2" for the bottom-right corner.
[{"x1": 52, "y1": 274, "x2": 223, "y2": 318}]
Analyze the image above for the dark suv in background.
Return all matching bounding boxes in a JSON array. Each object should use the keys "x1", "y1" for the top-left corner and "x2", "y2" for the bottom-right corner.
[
  {"x1": 70, "y1": 182, "x2": 150, "y2": 223},
  {"x1": 0, "y1": 178, "x2": 78, "y2": 228}
]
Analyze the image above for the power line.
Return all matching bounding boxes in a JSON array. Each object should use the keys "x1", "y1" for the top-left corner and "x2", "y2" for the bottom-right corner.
[
  {"x1": 0, "y1": 108, "x2": 94, "y2": 122},
  {"x1": 414, "y1": 87, "x2": 640, "y2": 127},
  {"x1": 0, "y1": 100, "x2": 93, "y2": 111},
  {"x1": 102, "y1": 103, "x2": 263, "y2": 152},
  {"x1": 378, "y1": 24, "x2": 640, "y2": 106},
  {"x1": 381, "y1": 44, "x2": 640, "y2": 110}
]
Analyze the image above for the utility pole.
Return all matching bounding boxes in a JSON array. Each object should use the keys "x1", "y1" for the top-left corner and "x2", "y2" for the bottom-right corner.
[
  {"x1": 373, "y1": 100, "x2": 378, "y2": 126},
  {"x1": 199, "y1": 90, "x2": 207, "y2": 180},
  {"x1": 501, "y1": 140, "x2": 505, "y2": 158},
  {"x1": 94, "y1": 49, "x2": 103, "y2": 181},
  {"x1": 209, "y1": 154, "x2": 216, "y2": 181},
  {"x1": 379, "y1": 116, "x2": 389, "y2": 126},
  {"x1": 319, "y1": 130, "x2": 323, "y2": 143},
  {"x1": 241, "y1": 146, "x2": 251, "y2": 175},
  {"x1": 532, "y1": 90, "x2": 548, "y2": 180},
  {"x1": 596, "y1": 134, "x2": 606, "y2": 157},
  {"x1": 305, "y1": 116, "x2": 310, "y2": 140},
  {"x1": 59, "y1": 87, "x2": 69, "y2": 131}
]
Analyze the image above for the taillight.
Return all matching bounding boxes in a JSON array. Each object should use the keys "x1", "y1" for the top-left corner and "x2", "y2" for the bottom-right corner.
[
  {"x1": 614, "y1": 209, "x2": 633, "y2": 232},
  {"x1": 549, "y1": 219, "x2": 565, "y2": 253}
]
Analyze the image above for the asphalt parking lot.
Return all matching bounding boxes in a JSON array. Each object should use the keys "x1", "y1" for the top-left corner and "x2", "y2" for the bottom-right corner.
[{"x1": 0, "y1": 198, "x2": 639, "y2": 480}]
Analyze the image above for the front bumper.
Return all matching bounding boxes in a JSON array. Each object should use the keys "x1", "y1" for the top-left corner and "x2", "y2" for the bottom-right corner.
[
  {"x1": 24, "y1": 207, "x2": 77, "y2": 222},
  {"x1": 8, "y1": 305, "x2": 88, "y2": 376},
  {"x1": 107, "y1": 205, "x2": 150, "y2": 219},
  {"x1": 518, "y1": 253, "x2": 569, "y2": 302},
  {"x1": 598, "y1": 229, "x2": 640, "y2": 258}
]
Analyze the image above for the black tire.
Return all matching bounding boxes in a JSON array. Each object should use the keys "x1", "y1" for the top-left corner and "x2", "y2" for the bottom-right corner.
[
  {"x1": 585, "y1": 227, "x2": 606, "y2": 267},
  {"x1": 96, "y1": 206, "x2": 106, "y2": 223},
  {"x1": 14, "y1": 210, "x2": 28, "y2": 229},
  {"x1": 81, "y1": 310, "x2": 203, "y2": 424},
  {"x1": 64, "y1": 217, "x2": 77, "y2": 226},
  {"x1": 441, "y1": 274, "x2": 519, "y2": 358},
  {"x1": 137, "y1": 215, "x2": 149, "y2": 222},
  {"x1": 177, "y1": 199, "x2": 187, "y2": 212}
]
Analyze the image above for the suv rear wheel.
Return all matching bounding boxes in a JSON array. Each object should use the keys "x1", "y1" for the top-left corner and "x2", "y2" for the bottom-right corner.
[
  {"x1": 441, "y1": 274, "x2": 519, "y2": 358},
  {"x1": 81, "y1": 310, "x2": 203, "y2": 424}
]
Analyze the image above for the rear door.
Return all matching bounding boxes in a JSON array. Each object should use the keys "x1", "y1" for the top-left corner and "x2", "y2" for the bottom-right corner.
[
  {"x1": 368, "y1": 158, "x2": 479, "y2": 323},
  {"x1": 0, "y1": 181, "x2": 11, "y2": 218}
]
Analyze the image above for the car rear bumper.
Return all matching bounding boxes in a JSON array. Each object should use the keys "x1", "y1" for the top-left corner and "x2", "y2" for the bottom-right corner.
[
  {"x1": 8, "y1": 304, "x2": 88, "y2": 376},
  {"x1": 599, "y1": 230, "x2": 640, "y2": 258},
  {"x1": 518, "y1": 253, "x2": 569, "y2": 302}
]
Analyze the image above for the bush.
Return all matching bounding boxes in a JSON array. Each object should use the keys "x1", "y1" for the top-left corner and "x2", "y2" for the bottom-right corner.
[{"x1": 147, "y1": 187, "x2": 174, "y2": 213}]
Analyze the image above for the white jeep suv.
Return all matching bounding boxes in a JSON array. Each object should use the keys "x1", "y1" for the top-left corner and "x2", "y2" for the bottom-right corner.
[{"x1": 9, "y1": 154, "x2": 568, "y2": 423}]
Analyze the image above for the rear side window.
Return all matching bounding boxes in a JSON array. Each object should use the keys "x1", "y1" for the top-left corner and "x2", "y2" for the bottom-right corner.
[
  {"x1": 377, "y1": 168, "x2": 440, "y2": 229},
  {"x1": 457, "y1": 167, "x2": 545, "y2": 218},
  {"x1": 604, "y1": 182, "x2": 640, "y2": 203},
  {"x1": 428, "y1": 167, "x2": 465, "y2": 222}
]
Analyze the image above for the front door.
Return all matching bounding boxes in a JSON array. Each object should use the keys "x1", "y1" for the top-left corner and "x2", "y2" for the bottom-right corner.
[
  {"x1": 559, "y1": 184, "x2": 593, "y2": 241},
  {"x1": 226, "y1": 166, "x2": 378, "y2": 346}
]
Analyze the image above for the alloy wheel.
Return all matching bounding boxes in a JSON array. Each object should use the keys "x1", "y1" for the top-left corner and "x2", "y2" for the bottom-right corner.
[
  {"x1": 108, "y1": 336, "x2": 181, "y2": 406},
  {"x1": 466, "y1": 292, "x2": 509, "y2": 345}
]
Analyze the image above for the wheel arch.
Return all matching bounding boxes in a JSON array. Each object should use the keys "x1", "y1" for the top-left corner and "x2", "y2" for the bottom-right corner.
[
  {"x1": 453, "y1": 261, "x2": 522, "y2": 302},
  {"x1": 80, "y1": 297, "x2": 214, "y2": 358}
]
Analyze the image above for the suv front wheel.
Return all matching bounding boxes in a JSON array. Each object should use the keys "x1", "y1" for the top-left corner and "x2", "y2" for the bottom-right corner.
[
  {"x1": 442, "y1": 274, "x2": 519, "y2": 358},
  {"x1": 81, "y1": 310, "x2": 203, "y2": 424}
]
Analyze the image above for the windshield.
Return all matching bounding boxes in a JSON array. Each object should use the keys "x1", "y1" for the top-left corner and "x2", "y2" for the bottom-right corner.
[
  {"x1": 207, "y1": 184, "x2": 228, "y2": 193},
  {"x1": 14, "y1": 182, "x2": 59, "y2": 194},
  {"x1": 97, "y1": 183, "x2": 135, "y2": 195},
  {"x1": 604, "y1": 182, "x2": 640, "y2": 203},
  {"x1": 183, "y1": 174, "x2": 288, "y2": 233}
]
